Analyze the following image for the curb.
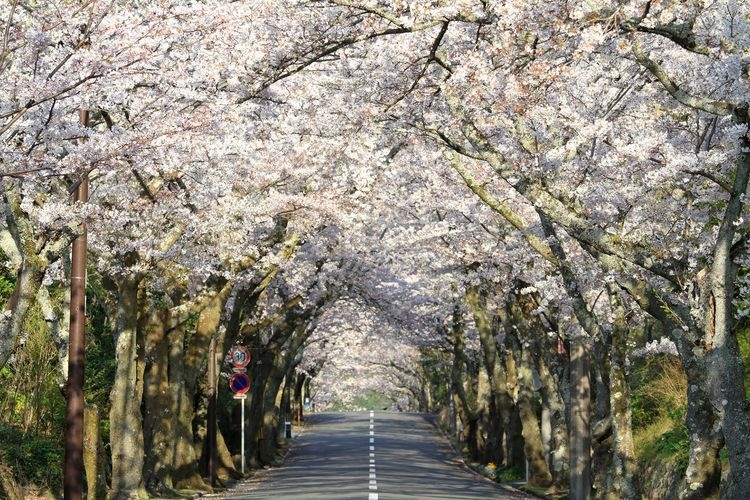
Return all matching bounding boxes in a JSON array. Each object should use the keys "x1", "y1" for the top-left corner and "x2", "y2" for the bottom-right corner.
[
  {"x1": 422, "y1": 414, "x2": 533, "y2": 497},
  {"x1": 198, "y1": 419, "x2": 309, "y2": 498}
]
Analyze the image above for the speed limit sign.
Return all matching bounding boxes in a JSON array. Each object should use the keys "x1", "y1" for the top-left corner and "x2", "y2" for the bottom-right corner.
[{"x1": 228, "y1": 345, "x2": 251, "y2": 368}]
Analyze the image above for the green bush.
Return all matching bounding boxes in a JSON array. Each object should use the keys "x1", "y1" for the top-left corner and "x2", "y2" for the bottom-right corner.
[{"x1": 494, "y1": 465, "x2": 524, "y2": 482}]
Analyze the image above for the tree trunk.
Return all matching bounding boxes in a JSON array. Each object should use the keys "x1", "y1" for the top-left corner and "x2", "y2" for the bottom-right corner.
[
  {"x1": 142, "y1": 308, "x2": 174, "y2": 493},
  {"x1": 704, "y1": 141, "x2": 750, "y2": 498},
  {"x1": 216, "y1": 427, "x2": 241, "y2": 480},
  {"x1": 501, "y1": 342, "x2": 525, "y2": 470},
  {"x1": 620, "y1": 279, "x2": 724, "y2": 499},
  {"x1": 258, "y1": 324, "x2": 307, "y2": 464},
  {"x1": 475, "y1": 367, "x2": 493, "y2": 462},
  {"x1": 507, "y1": 328, "x2": 552, "y2": 487},
  {"x1": 83, "y1": 405, "x2": 107, "y2": 500},
  {"x1": 466, "y1": 286, "x2": 511, "y2": 465},
  {"x1": 109, "y1": 276, "x2": 147, "y2": 500},
  {"x1": 0, "y1": 259, "x2": 45, "y2": 368},
  {"x1": 177, "y1": 283, "x2": 233, "y2": 490},
  {"x1": 678, "y1": 339, "x2": 723, "y2": 500},
  {"x1": 569, "y1": 337, "x2": 591, "y2": 500},
  {"x1": 532, "y1": 329, "x2": 569, "y2": 488},
  {"x1": 605, "y1": 284, "x2": 637, "y2": 500},
  {"x1": 449, "y1": 304, "x2": 480, "y2": 460}
]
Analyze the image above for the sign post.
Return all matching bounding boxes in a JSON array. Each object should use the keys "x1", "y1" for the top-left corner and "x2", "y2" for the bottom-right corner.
[{"x1": 228, "y1": 346, "x2": 251, "y2": 474}]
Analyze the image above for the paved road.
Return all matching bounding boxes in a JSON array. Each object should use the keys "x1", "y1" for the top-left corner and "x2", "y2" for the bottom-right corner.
[{"x1": 214, "y1": 411, "x2": 532, "y2": 499}]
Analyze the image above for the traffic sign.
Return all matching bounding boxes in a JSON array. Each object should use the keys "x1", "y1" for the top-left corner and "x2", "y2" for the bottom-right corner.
[
  {"x1": 228, "y1": 345, "x2": 251, "y2": 368},
  {"x1": 229, "y1": 372, "x2": 251, "y2": 394}
]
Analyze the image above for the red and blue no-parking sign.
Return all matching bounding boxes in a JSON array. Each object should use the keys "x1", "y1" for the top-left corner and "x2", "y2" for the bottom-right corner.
[{"x1": 229, "y1": 372, "x2": 251, "y2": 394}]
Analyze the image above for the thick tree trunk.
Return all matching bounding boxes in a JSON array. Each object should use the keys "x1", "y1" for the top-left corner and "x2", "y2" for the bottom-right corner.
[
  {"x1": 293, "y1": 372, "x2": 306, "y2": 424},
  {"x1": 605, "y1": 284, "x2": 637, "y2": 500},
  {"x1": 466, "y1": 286, "x2": 511, "y2": 465},
  {"x1": 259, "y1": 325, "x2": 307, "y2": 464},
  {"x1": 0, "y1": 260, "x2": 45, "y2": 367},
  {"x1": 621, "y1": 280, "x2": 723, "y2": 499},
  {"x1": 109, "y1": 276, "x2": 148, "y2": 500},
  {"x1": 532, "y1": 330, "x2": 569, "y2": 488},
  {"x1": 83, "y1": 405, "x2": 107, "y2": 500},
  {"x1": 176, "y1": 283, "x2": 233, "y2": 490},
  {"x1": 569, "y1": 337, "x2": 591, "y2": 500},
  {"x1": 449, "y1": 305, "x2": 480, "y2": 460},
  {"x1": 143, "y1": 308, "x2": 174, "y2": 493},
  {"x1": 507, "y1": 329, "x2": 553, "y2": 487},
  {"x1": 677, "y1": 338, "x2": 723, "y2": 500},
  {"x1": 216, "y1": 427, "x2": 241, "y2": 480},
  {"x1": 501, "y1": 343, "x2": 525, "y2": 470},
  {"x1": 245, "y1": 357, "x2": 266, "y2": 468},
  {"x1": 475, "y1": 367, "x2": 493, "y2": 462},
  {"x1": 705, "y1": 143, "x2": 750, "y2": 499}
]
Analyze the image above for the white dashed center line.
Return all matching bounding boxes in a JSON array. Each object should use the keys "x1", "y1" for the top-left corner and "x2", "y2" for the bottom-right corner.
[{"x1": 368, "y1": 411, "x2": 378, "y2": 500}]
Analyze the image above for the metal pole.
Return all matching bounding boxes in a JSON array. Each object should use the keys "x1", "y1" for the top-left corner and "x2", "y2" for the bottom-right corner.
[
  {"x1": 64, "y1": 109, "x2": 89, "y2": 500},
  {"x1": 207, "y1": 336, "x2": 217, "y2": 486},
  {"x1": 241, "y1": 398, "x2": 245, "y2": 475}
]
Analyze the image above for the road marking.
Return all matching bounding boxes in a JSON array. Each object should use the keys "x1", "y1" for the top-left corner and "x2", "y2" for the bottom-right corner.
[{"x1": 368, "y1": 414, "x2": 377, "y2": 498}]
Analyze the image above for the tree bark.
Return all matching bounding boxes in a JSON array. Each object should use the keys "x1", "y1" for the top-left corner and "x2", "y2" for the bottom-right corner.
[
  {"x1": 109, "y1": 276, "x2": 148, "y2": 500},
  {"x1": 449, "y1": 304, "x2": 480, "y2": 460},
  {"x1": 604, "y1": 284, "x2": 637, "y2": 500},
  {"x1": 704, "y1": 140, "x2": 750, "y2": 498},
  {"x1": 142, "y1": 308, "x2": 174, "y2": 493},
  {"x1": 506, "y1": 325, "x2": 553, "y2": 487},
  {"x1": 178, "y1": 282, "x2": 233, "y2": 490},
  {"x1": 0, "y1": 180, "x2": 79, "y2": 369},
  {"x1": 620, "y1": 280, "x2": 723, "y2": 499},
  {"x1": 83, "y1": 405, "x2": 107, "y2": 500},
  {"x1": 569, "y1": 337, "x2": 591, "y2": 500},
  {"x1": 534, "y1": 342, "x2": 570, "y2": 489},
  {"x1": 466, "y1": 286, "x2": 511, "y2": 465}
]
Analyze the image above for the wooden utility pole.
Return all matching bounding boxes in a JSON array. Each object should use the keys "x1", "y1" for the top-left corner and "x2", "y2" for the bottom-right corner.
[{"x1": 64, "y1": 109, "x2": 89, "y2": 500}]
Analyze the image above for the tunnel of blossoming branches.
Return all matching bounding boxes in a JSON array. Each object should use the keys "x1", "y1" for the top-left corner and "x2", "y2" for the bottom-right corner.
[{"x1": 1, "y1": 1, "x2": 750, "y2": 499}]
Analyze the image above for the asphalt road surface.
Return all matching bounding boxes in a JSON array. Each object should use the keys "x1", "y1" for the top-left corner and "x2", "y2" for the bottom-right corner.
[{"x1": 215, "y1": 411, "x2": 533, "y2": 499}]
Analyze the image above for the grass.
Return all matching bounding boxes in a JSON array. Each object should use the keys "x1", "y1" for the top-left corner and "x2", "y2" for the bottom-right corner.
[
  {"x1": 0, "y1": 422, "x2": 63, "y2": 497},
  {"x1": 637, "y1": 418, "x2": 689, "y2": 472},
  {"x1": 631, "y1": 353, "x2": 690, "y2": 483}
]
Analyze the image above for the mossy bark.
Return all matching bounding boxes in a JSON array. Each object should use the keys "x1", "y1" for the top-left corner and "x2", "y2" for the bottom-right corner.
[
  {"x1": 604, "y1": 284, "x2": 637, "y2": 500},
  {"x1": 83, "y1": 405, "x2": 107, "y2": 500},
  {"x1": 506, "y1": 326, "x2": 553, "y2": 487},
  {"x1": 109, "y1": 276, "x2": 148, "y2": 500},
  {"x1": 142, "y1": 308, "x2": 174, "y2": 493},
  {"x1": 466, "y1": 286, "x2": 512, "y2": 466}
]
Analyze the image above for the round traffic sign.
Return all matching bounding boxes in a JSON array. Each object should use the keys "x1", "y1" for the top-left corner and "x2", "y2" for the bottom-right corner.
[
  {"x1": 229, "y1": 372, "x2": 251, "y2": 394},
  {"x1": 228, "y1": 345, "x2": 251, "y2": 368}
]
